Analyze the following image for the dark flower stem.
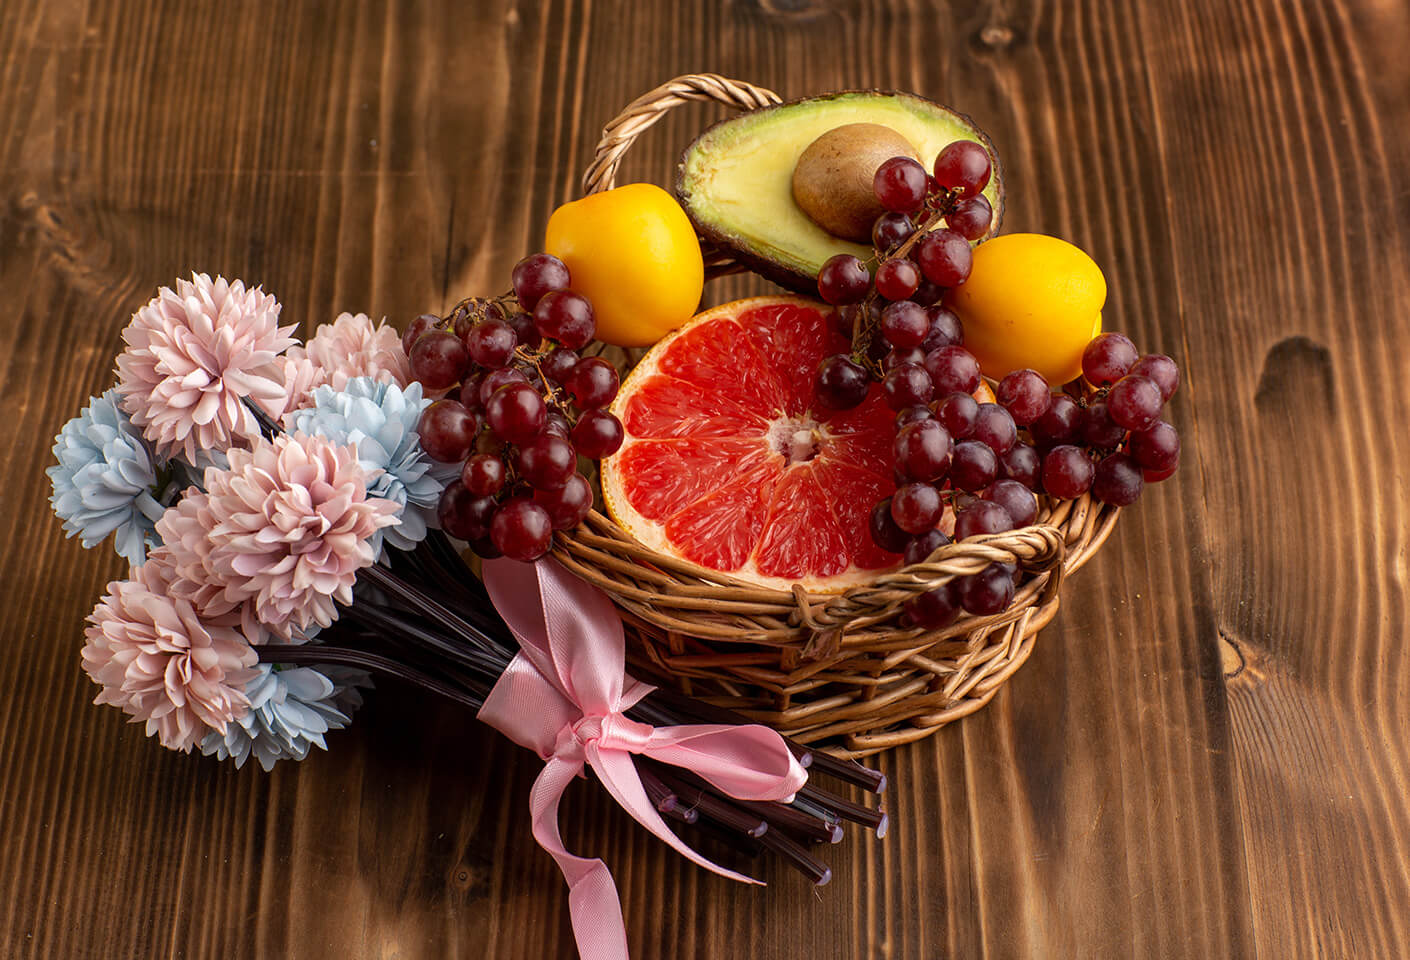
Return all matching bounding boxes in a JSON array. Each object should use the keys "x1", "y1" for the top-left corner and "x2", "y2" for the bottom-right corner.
[
  {"x1": 255, "y1": 644, "x2": 486, "y2": 710},
  {"x1": 241, "y1": 396, "x2": 282, "y2": 440},
  {"x1": 756, "y1": 822, "x2": 833, "y2": 886}
]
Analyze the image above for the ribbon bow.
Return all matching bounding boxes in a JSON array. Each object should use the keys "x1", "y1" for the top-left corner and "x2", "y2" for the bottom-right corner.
[{"x1": 479, "y1": 558, "x2": 807, "y2": 960}]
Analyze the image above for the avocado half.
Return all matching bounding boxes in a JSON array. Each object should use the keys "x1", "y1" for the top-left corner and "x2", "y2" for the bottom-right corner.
[{"x1": 676, "y1": 91, "x2": 1005, "y2": 294}]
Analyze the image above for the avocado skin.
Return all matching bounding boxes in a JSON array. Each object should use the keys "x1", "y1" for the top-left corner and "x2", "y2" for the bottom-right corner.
[{"x1": 675, "y1": 90, "x2": 1005, "y2": 298}]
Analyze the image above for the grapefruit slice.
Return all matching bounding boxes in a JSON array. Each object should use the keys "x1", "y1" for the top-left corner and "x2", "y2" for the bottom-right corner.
[{"x1": 601, "y1": 295, "x2": 904, "y2": 592}]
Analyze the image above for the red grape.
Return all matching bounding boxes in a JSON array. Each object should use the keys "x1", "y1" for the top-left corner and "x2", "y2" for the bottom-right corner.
[
  {"x1": 546, "y1": 411, "x2": 574, "y2": 436},
  {"x1": 911, "y1": 279, "x2": 944, "y2": 306},
  {"x1": 817, "y1": 255, "x2": 871, "y2": 305},
  {"x1": 1030, "y1": 394, "x2": 1082, "y2": 448},
  {"x1": 827, "y1": 308, "x2": 853, "y2": 341},
  {"x1": 921, "y1": 306, "x2": 963, "y2": 351},
  {"x1": 946, "y1": 194, "x2": 993, "y2": 240},
  {"x1": 540, "y1": 347, "x2": 579, "y2": 385},
  {"x1": 873, "y1": 156, "x2": 929, "y2": 213},
  {"x1": 1144, "y1": 464, "x2": 1178, "y2": 483},
  {"x1": 1080, "y1": 401, "x2": 1127, "y2": 449},
  {"x1": 843, "y1": 301, "x2": 881, "y2": 340},
  {"x1": 410, "y1": 331, "x2": 469, "y2": 391},
  {"x1": 1128, "y1": 420, "x2": 1180, "y2": 472},
  {"x1": 459, "y1": 370, "x2": 487, "y2": 410},
  {"x1": 571, "y1": 409, "x2": 625, "y2": 458},
  {"x1": 814, "y1": 355, "x2": 870, "y2": 410},
  {"x1": 903, "y1": 528, "x2": 952, "y2": 565},
  {"x1": 924, "y1": 344, "x2": 981, "y2": 395},
  {"x1": 533, "y1": 291, "x2": 595, "y2": 349},
  {"x1": 998, "y1": 443, "x2": 1041, "y2": 490},
  {"x1": 883, "y1": 363, "x2": 935, "y2": 410},
  {"x1": 1041, "y1": 445, "x2": 1095, "y2": 500},
  {"x1": 478, "y1": 367, "x2": 529, "y2": 408},
  {"x1": 869, "y1": 498, "x2": 910, "y2": 553},
  {"x1": 883, "y1": 347, "x2": 926, "y2": 371},
  {"x1": 982, "y1": 479, "x2": 1037, "y2": 528},
  {"x1": 958, "y1": 562, "x2": 1015, "y2": 616},
  {"x1": 507, "y1": 310, "x2": 542, "y2": 351},
  {"x1": 418, "y1": 400, "x2": 479, "y2": 463},
  {"x1": 972, "y1": 403, "x2": 1017, "y2": 455},
  {"x1": 465, "y1": 319, "x2": 517, "y2": 369},
  {"x1": 469, "y1": 535, "x2": 502, "y2": 560},
  {"x1": 518, "y1": 434, "x2": 577, "y2": 490},
  {"x1": 485, "y1": 382, "x2": 547, "y2": 443},
  {"x1": 512, "y1": 253, "x2": 571, "y2": 310},
  {"x1": 915, "y1": 229, "x2": 973, "y2": 287},
  {"x1": 872, "y1": 212, "x2": 915, "y2": 251},
  {"x1": 534, "y1": 473, "x2": 594, "y2": 530},
  {"x1": 891, "y1": 482, "x2": 944, "y2": 534},
  {"x1": 566, "y1": 356, "x2": 619, "y2": 409},
  {"x1": 995, "y1": 369, "x2": 1052, "y2": 426},
  {"x1": 880, "y1": 300, "x2": 929, "y2": 348},
  {"x1": 950, "y1": 440, "x2": 998, "y2": 492},
  {"x1": 904, "y1": 580, "x2": 962, "y2": 629},
  {"x1": 895, "y1": 405, "x2": 934, "y2": 429},
  {"x1": 1092, "y1": 452, "x2": 1144, "y2": 506},
  {"x1": 1107, "y1": 374, "x2": 1163, "y2": 431},
  {"x1": 874, "y1": 259, "x2": 920, "y2": 302},
  {"x1": 954, "y1": 499, "x2": 1014, "y2": 541},
  {"x1": 932, "y1": 141, "x2": 992, "y2": 196},
  {"x1": 1081, "y1": 332, "x2": 1138, "y2": 386},
  {"x1": 402, "y1": 314, "x2": 440, "y2": 355},
  {"x1": 936, "y1": 391, "x2": 978, "y2": 438},
  {"x1": 490, "y1": 497, "x2": 554, "y2": 561},
  {"x1": 436, "y1": 481, "x2": 498, "y2": 541},
  {"x1": 462, "y1": 453, "x2": 506, "y2": 496},
  {"x1": 894, "y1": 419, "x2": 952, "y2": 482},
  {"x1": 1130, "y1": 354, "x2": 1180, "y2": 401}
]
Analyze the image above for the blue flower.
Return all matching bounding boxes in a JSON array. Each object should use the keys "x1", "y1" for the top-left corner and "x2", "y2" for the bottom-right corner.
[
  {"x1": 287, "y1": 377, "x2": 455, "y2": 554},
  {"x1": 199, "y1": 662, "x2": 370, "y2": 770},
  {"x1": 48, "y1": 390, "x2": 166, "y2": 566}
]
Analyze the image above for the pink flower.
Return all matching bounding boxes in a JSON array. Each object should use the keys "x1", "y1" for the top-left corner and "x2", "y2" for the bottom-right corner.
[
  {"x1": 82, "y1": 548, "x2": 259, "y2": 752},
  {"x1": 156, "y1": 492, "x2": 248, "y2": 620},
  {"x1": 115, "y1": 274, "x2": 298, "y2": 462},
  {"x1": 159, "y1": 433, "x2": 400, "y2": 635},
  {"x1": 290, "y1": 312, "x2": 412, "y2": 393},
  {"x1": 269, "y1": 352, "x2": 329, "y2": 425}
]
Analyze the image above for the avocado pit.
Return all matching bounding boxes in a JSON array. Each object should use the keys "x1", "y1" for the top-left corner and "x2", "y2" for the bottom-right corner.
[{"x1": 791, "y1": 123, "x2": 919, "y2": 243}]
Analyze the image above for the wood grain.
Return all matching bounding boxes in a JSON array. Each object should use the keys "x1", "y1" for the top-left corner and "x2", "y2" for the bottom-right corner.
[{"x1": 3, "y1": 0, "x2": 1410, "y2": 957}]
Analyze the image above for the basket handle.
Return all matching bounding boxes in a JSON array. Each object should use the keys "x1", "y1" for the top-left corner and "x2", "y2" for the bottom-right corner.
[{"x1": 582, "y1": 73, "x2": 782, "y2": 196}]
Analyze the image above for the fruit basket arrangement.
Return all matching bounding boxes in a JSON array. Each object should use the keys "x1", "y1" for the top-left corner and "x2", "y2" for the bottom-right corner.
[
  {"x1": 547, "y1": 75, "x2": 1176, "y2": 757},
  {"x1": 48, "y1": 71, "x2": 1181, "y2": 960}
]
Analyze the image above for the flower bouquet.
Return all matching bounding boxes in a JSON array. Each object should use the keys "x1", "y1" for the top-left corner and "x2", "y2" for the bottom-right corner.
[{"x1": 51, "y1": 274, "x2": 886, "y2": 960}]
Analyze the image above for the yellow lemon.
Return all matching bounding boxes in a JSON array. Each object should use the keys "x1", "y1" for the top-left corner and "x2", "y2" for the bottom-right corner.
[
  {"x1": 946, "y1": 233, "x2": 1106, "y2": 385},
  {"x1": 545, "y1": 183, "x2": 704, "y2": 348}
]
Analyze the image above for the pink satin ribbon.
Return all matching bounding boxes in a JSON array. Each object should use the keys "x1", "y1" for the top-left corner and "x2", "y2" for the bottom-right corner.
[{"x1": 479, "y1": 557, "x2": 807, "y2": 960}]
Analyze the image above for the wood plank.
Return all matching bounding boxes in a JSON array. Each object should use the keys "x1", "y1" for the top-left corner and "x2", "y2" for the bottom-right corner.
[{"x1": 1, "y1": 0, "x2": 1409, "y2": 957}]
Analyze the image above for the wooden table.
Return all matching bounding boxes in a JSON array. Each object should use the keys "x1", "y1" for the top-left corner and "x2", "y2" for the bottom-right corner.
[{"x1": 5, "y1": 1, "x2": 1409, "y2": 957}]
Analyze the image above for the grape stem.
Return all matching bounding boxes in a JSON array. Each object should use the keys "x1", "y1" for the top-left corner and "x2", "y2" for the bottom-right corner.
[
  {"x1": 514, "y1": 345, "x2": 572, "y2": 418},
  {"x1": 851, "y1": 188, "x2": 962, "y2": 376}
]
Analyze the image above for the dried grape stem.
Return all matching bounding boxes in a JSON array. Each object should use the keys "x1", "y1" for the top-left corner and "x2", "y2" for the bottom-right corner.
[{"x1": 851, "y1": 192, "x2": 961, "y2": 373}]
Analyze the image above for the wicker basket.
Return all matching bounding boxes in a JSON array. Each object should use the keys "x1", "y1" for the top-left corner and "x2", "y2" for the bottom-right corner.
[{"x1": 555, "y1": 74, "x2": 1120, "y2": 758}]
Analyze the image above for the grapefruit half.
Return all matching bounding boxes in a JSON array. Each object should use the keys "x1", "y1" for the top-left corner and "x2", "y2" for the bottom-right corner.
[{"x1": 601, "y1": 295, "x2": 904, "y2": 592}]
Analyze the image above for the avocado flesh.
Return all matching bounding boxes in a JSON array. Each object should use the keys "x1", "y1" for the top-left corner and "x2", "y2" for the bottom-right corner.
[{"x1": 678, "y1": 92, "x2": 1003, "y2": 291}]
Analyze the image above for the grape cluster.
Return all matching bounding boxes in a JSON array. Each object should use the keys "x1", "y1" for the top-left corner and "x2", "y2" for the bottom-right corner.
[
  {"x1": 810, "y1": 140, "x2": 1183, "y2": 630},
  {"x1": 408, "y1": 254, "x2": 624, "y2": 563},
  {"x1": 814, "y1": 141, "x2": 992, "y2": 411}
]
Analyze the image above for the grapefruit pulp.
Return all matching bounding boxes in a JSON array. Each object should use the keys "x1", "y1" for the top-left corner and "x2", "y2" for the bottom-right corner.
[{"x1": 601, "y1": 296, "x2": 903, "y2": 592}]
